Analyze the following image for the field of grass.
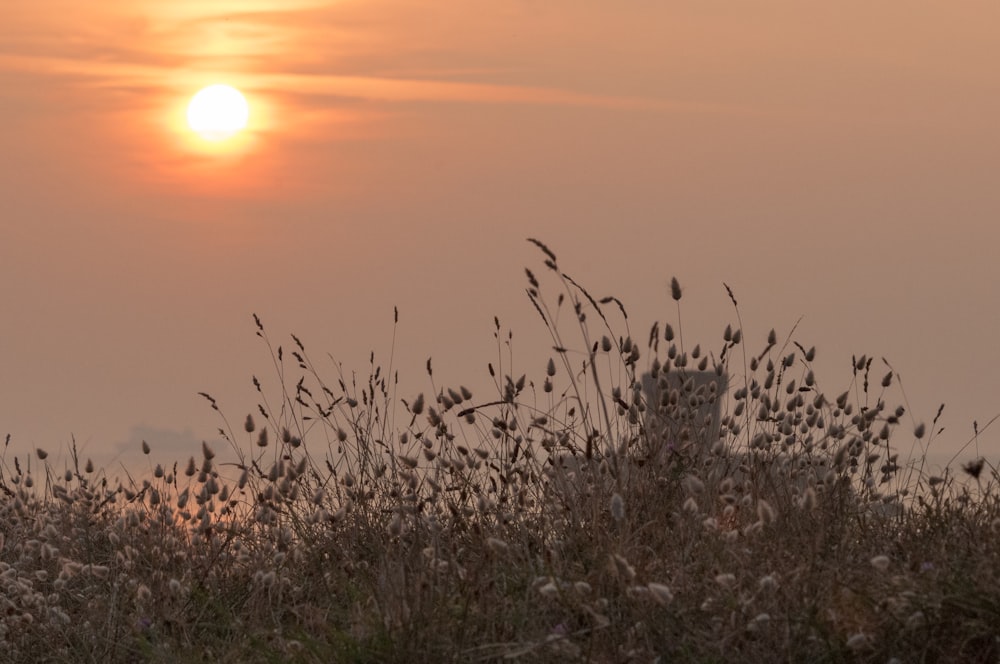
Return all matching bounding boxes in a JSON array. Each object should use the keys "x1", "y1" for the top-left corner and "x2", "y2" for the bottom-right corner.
[{"x1": 2, "y1": 239, "x2": 998, "y2": 663}]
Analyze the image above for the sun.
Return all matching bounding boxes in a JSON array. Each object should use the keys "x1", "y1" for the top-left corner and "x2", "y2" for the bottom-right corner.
[{"x1": 186, "y1": 84, "x2": 250, "y2": 141}]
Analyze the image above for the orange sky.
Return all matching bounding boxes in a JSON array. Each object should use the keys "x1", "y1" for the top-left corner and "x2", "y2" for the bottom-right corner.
[{"x1": 2, "y1": 1, "x2": 998, "y2": 473}]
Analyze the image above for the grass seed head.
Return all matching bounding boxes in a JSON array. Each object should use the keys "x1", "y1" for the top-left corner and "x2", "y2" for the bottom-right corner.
[
  {"x1": 538, "y1": 582, "x2": 559, "y2": 598},
  {"x1": 715, "y1": 573, "x2": 737, "y2": 588},
  {"x1": 846, "y1": 633, "x2": 871, "y2": 651},
  {"x1": 682, "y1": 474, "x2": 705, "y2": 495},
  {"x1": 647, "y1": 582, "x2": 674, "y2": 606},
  {"x1": 486, "y1": 537, "x2": 509, "y2": 554},
  {"x1": 870, "y1": 555, "x2": 890, "y2": 572},
  {"x1": 387, "y1": 513, "x2": 403, "y2": 537},
  {"x1": 756, "y1": 499, "x2": 776, "y2": 525},
  {"x1": 610, "y1": 493, "x2": 625, "y2": 521},
  {"x1": 758, "y1": 574, "x2": 779, "y2": 591}
]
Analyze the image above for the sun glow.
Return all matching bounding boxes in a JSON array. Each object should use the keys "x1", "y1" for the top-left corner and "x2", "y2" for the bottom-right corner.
[{"x1": 186, "y1": 84, "x2": 250, "y2": 141}]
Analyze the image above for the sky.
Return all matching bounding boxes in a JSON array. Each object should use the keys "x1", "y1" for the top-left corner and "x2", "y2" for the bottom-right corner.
[{"x1": 2, "y1": 1, "x2": 999, "y2": 475}]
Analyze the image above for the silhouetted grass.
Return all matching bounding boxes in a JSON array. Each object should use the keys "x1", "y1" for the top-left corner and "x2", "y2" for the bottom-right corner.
[{"x1": 1, "y1": 240, "x2": 997, "y2": 663}]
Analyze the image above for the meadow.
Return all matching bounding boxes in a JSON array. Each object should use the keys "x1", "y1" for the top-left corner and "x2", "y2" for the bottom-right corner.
[{"x1": 2, "y1": 239, "x2": 998, "y2": 663}]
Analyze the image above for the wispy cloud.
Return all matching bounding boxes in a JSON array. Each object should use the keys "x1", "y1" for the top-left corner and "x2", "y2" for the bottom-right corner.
[{"x1": 0, "y1": 2, "x2": 741, "y2": 114}]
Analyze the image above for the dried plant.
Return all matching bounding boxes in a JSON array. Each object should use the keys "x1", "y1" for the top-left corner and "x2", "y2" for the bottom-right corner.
[{"x1": 0, "y1": 240, "x2": 997, "y2": 663}]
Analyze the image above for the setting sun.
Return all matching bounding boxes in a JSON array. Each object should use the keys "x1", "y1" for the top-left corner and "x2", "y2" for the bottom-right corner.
[{"x1": 186, "y1": 84, "x2": 249, "y2": 141}]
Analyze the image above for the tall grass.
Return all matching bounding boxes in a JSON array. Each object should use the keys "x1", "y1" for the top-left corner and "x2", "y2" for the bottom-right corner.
[{"x1": 1, "y1": 239, "x2": 998, "y2": 662}]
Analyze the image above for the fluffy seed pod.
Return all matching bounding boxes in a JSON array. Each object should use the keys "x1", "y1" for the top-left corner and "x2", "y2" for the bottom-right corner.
[
  {"x1": 756, "y1": 499, "x2": 776, "y2": 525},
  {"x1": 647, "y1": 582, "x2": 673, "y2": 606},
  {"x1": 610, "y1": 493, "x2": 625, "y2": 522},
  {"x1": 870, "y1": 555, "x2": 890, "y2": 572}
]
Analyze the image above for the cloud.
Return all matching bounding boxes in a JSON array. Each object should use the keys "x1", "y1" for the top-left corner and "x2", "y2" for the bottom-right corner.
[
  {"x1": 0, "y1": 2, "x2": 740, "y2": 114},
  {"x1": 106, "y1": 424, "x2": 207, "y2": 464}
]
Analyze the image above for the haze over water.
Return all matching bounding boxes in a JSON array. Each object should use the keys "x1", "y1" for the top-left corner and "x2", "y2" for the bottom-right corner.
[{"x1": 2, "y1": 2, "x2": 998, "y2": 473}]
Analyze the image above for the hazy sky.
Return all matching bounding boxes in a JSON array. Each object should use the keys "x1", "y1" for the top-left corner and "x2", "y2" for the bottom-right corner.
[{"x1": 2, "y1": 1, "x2": 998, "y2": 473}]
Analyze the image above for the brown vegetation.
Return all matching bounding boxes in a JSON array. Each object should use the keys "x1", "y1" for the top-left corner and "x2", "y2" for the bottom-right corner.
[{"x1": 1, "y1": 240, "x2": 998, "y2": 663}]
